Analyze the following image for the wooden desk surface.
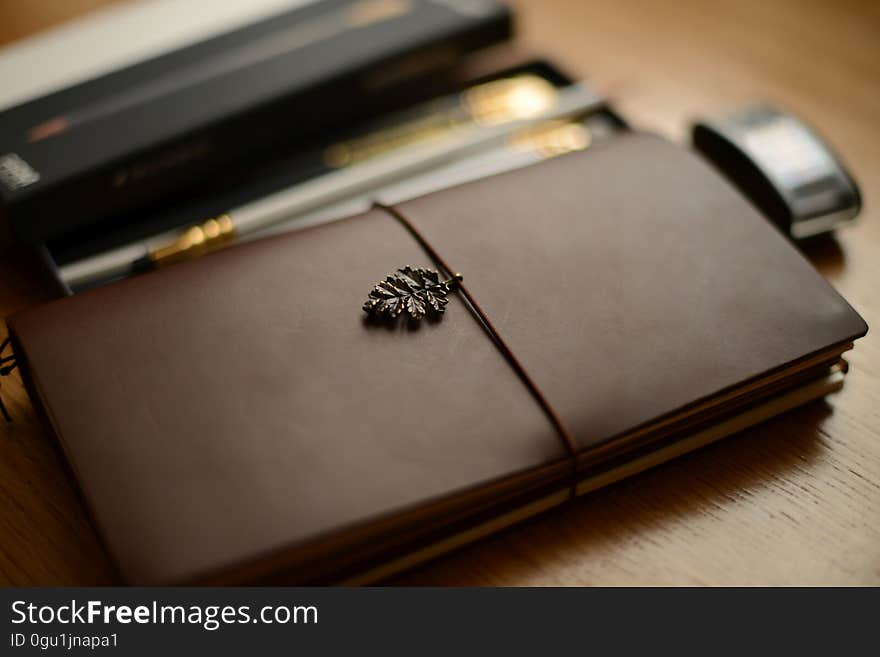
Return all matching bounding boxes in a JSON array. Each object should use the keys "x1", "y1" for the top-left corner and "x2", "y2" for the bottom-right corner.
[{"x1": 1, "y1": 0, "x2": 878, "y2": 585}]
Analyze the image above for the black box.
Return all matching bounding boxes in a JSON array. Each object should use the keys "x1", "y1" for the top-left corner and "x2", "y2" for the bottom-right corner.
[{"x1": 0, "y1": 0, "x2": 511, "y2": 245}]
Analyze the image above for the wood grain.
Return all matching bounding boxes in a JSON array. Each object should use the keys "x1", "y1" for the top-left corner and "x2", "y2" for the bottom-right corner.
[{"x1": 0, "y1": 0, "x2": 878, "y2": 586}]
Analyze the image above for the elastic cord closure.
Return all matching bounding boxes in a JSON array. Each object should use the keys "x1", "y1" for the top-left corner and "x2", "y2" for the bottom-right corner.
[
  {"x1": 0, "y1": 336, "x2": 18, "y2": 423},
  {"x1": 376, "y1": 203, "x2": 579, "y2": 497}
]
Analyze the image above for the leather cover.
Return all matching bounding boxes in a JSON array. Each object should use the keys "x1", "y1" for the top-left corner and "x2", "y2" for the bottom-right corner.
[{"x1": 6, "y1": 133, "x2": 867, "y2": 584}]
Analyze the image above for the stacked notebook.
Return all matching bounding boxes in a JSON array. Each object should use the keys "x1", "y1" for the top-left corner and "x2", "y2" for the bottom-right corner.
[{"x1": 7, "y1": 133, "x2": 867, "y2": 584}]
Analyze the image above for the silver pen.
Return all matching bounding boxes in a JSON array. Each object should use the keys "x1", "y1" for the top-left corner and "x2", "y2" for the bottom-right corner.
[{"x1": 60, "y1": 79, "x2": 606, "y2": 290}]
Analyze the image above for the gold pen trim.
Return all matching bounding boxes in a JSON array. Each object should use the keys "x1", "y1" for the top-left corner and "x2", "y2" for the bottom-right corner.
[
  {"x1": 148, "y1": 214, "x2": 236, "y2": 268},
  {"x1": 323, "y1": 75, "x2": 559, "y2": 167},
  {"x1": 509, "y1": 119, "x2": 592, "y2": 158}
]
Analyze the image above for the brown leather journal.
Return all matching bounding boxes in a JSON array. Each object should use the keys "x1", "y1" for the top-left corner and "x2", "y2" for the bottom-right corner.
[{"x1": 6, "y1": 133, "x2": 867, "y2": 584}]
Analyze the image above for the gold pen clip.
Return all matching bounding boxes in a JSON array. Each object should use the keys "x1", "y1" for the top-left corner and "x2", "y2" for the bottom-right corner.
[
  {"x1": 148, "y1": 214, "x2": 236, "y2": 268},
  {"x1": 509, "y1": 119, "x2": 592, "y2": 158},
  {"x1": 463, "y1": 75, "x2": 558, "y2": 126}
]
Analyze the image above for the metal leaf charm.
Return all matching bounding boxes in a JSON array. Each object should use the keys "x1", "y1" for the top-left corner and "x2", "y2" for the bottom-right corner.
[{"x1": 363, "y1": 266, "x2": 462, "y2": 321}]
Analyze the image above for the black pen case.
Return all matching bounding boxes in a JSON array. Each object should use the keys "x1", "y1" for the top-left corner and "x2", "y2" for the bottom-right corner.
[{"x1": 0, "y1": 0, "x2": 512, "y2": 246}]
